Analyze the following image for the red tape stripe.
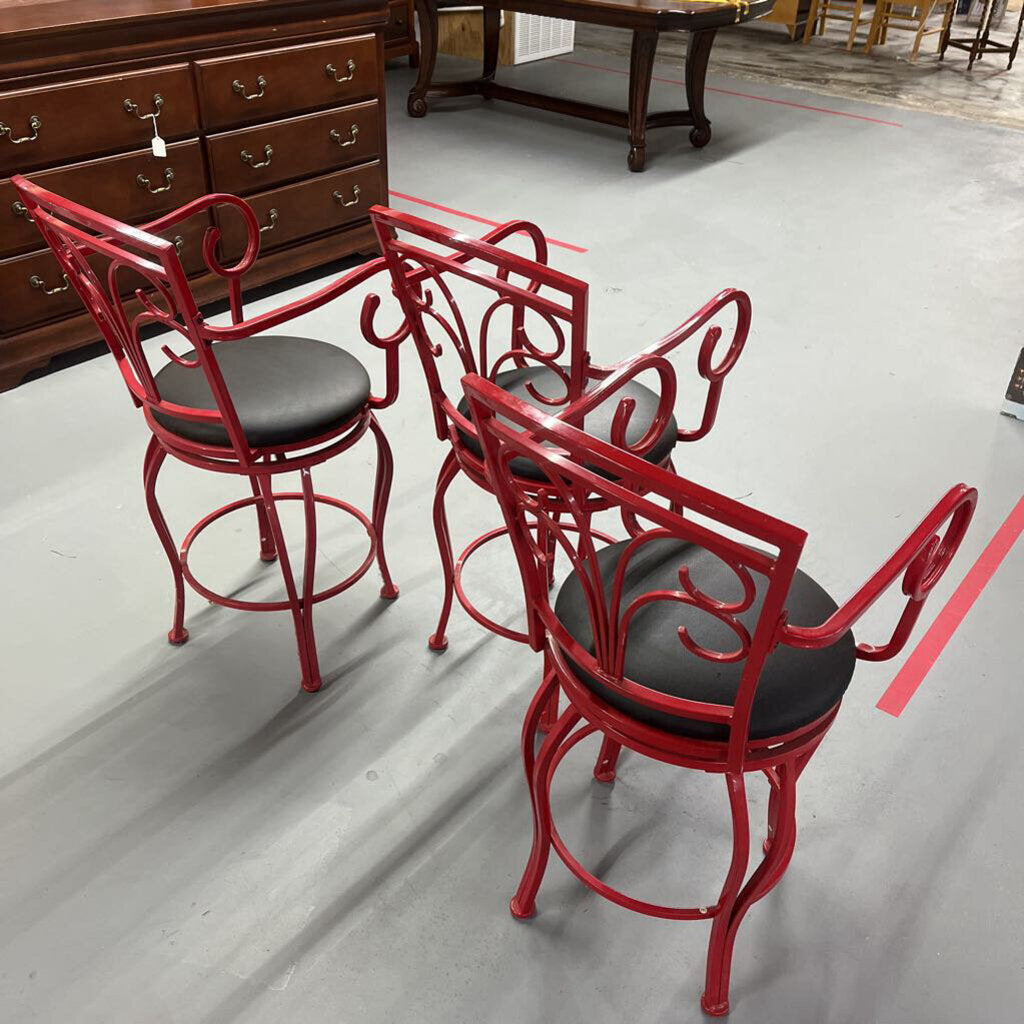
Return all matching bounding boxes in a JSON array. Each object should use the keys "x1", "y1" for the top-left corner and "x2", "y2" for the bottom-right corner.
[
  {"x1": 388, "y1": 190, "x2": 588, "y2": 254},
  {"x1": 877, "y1": 492, "x2": 1024, "y2": 717},
  {"x1": 554, "y1": 57, "x2": 904, "y2": 128}
]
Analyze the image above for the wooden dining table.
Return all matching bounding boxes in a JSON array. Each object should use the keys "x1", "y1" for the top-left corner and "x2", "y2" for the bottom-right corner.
[{"x1": 406, "y1": 0, "x2": 774, "y2": 171}]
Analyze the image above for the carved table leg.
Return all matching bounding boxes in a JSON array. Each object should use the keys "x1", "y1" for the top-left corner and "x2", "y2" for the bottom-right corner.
[
  {"x1": 1011, "y1": 6, "x2": 1024, "y2": 70},
  {"x1": 482, "y1": 5, "x2": 501, "y2": 84},
  {"x1": 627, "y1": 29, "x2": 658, "y2": 172},
  {"x1": 685, "y1": 28, "x2": 717, "y2": 149},
  {"x1": 408, "y1": 0, "x2": 438, "y2": 116}
]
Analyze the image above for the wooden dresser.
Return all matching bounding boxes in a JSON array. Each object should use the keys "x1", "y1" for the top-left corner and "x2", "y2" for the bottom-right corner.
[
  {"x1": 0, "y1": 0, "x2": 403, "y2": 392},
  {"x1": 385, "y1": 1, "x2": 419, "y2": 66}
]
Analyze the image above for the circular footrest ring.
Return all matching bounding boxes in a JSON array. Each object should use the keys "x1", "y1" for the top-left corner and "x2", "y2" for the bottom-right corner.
[
  {"x1": 180, "y1": 493, "x2": 376, "y2": 612},
  {"x1": 453, "y1": 521, "x2": 617, "y2": 644},
  {"x1": 546, "y1": 721, "x2": 715, "y2": 921}
]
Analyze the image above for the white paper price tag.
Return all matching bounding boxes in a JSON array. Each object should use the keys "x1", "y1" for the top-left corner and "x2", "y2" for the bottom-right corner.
[{"x1": 148, "y1": 113, "x2": 166, "y2": 158}]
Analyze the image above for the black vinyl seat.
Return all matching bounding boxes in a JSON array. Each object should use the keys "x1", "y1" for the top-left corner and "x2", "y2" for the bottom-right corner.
[
  {"x1": 455, "y1": 364, "x2": 678, "y2": 481},
  {"x1": 554, "y1": 537, "x2": 857, "y2": 742},
  {"x1": 153, "y1": 335, "x2": 371, "y2": 448}
]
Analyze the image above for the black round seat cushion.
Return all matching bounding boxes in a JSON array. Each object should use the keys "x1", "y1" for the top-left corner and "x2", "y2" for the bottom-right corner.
[
  {"x1": 455, "y1": 364, "x2": 678, "y2": 481},
  {"x1": 152, "y1": 336, "x2": 371, "y2": 448},
  {"x1": 553, "y1": 537, "x2": 857, "y2": 742}
]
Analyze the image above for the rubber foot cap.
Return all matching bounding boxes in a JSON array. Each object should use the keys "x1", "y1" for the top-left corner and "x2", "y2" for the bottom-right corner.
[
  {"x1": 428, "y1": 634, "x2": 448, "y2": 652},
  {"x1": 509, "y1": 896, "x2": 535, "y2": 920},
  {"x1": 168, "y1": 627, "x2": 189, "y2": 646},
  {"x1": 701, "y1": 995, "x2": 729, "y2": 1017},
  {"x1": 380, "y1": 584, "x2": 400, "y2": 600}
]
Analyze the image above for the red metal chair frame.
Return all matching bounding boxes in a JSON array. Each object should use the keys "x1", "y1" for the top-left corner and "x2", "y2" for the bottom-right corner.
[
  {"x1": 462, "y1": 371, "x2": 976, "y2": 1016},
  {"x1": 14, "y1": 175, "x2": 408, "y2": 694},
  {"x1": 370, "y1": 204, "x2": 751, "y2": 653}
]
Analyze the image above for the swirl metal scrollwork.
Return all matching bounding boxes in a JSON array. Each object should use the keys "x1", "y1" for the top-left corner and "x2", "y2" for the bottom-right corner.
[{"x1": 610, "y1": 532, "x2": 756, "y2": 675}]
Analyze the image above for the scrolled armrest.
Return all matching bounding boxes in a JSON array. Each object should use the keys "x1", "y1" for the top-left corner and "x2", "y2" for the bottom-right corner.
[
  {"x1": 140, "y1": 193, "x2": 262, "y2": 280},
  {"x1": 561, "y1": 352, "x2": 678, "y2": 461},
  {"x1": 198, "y1": 256, "x2": 407, "y2": 409},
  {"x1": 780, "y1": 484, "x2": 977, "y2": 661},
  {"x1": 200, "y1": 256, "x2": 392, "y2": 341},
  {"x1": 566, "y1": 288, "x2": 750, "y2": 459},
  {"x1": 589, "y1": 288, "x2": 751, "y2": 444}
]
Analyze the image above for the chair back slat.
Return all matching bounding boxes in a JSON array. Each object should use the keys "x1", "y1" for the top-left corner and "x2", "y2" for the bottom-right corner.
[
  {"x1": 371, "y1": 206, "x2": 590, "y2": 443},
  {"x1": 12, "y1": 176, "x2": 252, "y2": 457}
]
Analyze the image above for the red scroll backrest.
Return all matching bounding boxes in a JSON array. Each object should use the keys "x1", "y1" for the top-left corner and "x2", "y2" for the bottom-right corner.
[
  {"x1": 11, "y1": 175, "x2": 254, "y2": 459},
  {"x1": 370, "y1": 205, "x2": 590, "y2": 443},
  {"x1": 462, "y1": 372, "x2": 810, "y2": 767}
]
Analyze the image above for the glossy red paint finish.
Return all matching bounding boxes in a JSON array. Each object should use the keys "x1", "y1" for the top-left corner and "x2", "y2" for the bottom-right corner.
[
  {"x1": 369, "y1": 203, "x2": 751, "y2": 651},
  {"x1": 461, "y1": 371, "x2": 976, "y2": 1015},
  {"x1": 13, "y1": 175, "x2": 405, "y2": 693}
]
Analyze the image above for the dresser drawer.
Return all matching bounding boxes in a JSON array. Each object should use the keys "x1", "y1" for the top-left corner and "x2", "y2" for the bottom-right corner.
[
  {"x1": 0, "y1": 141, "x2": 207, "y2": 259},
  {"x1": 215, "y1": 161, "x2": 383, "y2": 261},
  {"x1": 0, "y1": 216, "x2": 211, "y2": 336},
  {"x1": 0, "y1": 65, "x2": 198, "y2": 177},
  {"x1": 385, "y1": 2, "x2": 411, "y2": 41},
  {"x1": 206, "y1": 101, "x2": 382, "y2": 196},
  {"x1": 195, "y1": 36, "x2": 379, "y2": 131}
]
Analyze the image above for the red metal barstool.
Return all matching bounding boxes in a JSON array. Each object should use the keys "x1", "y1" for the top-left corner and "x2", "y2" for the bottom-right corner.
[
  {"x1": 461, "y1": 370, "x2": 976, "y2": 1016},
  {"x1": 15, "y1": 177, "x2": 406, "y2": 694},
  {"x1": 370, "y1": 204, "x2": 750, "y2": 655}
]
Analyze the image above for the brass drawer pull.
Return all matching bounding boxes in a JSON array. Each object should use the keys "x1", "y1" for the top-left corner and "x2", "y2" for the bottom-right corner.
[
  {"x1": 329, "y1": 125, "x2": 359, "y2": 148},
  {"x1": 137, "y1": 168, "x2": 174, "y2": 194},
  {"x1": 325, "y1": 60, "x2": 356, "y2": 83},
  {"x1": 12, "y1": 200, "x2": 34, "y2": 223},
  {"x1": 260, "y1": 208, "x2": 279, "y2": 233},
  {"x1": 232, "y1": 76, "x2": 267, "y2": 101},
  {"x1": 30, "y1": 272, "x2": 70, "y2": 295},
  {"x1": 0, "y1": 115, "x2": 42, "y2": 145},
  {"x1": 123, "y1": 94, "x2": 163, "y2": 120},
  {"x1": 332, "y1": 184, "x2": 361, "y2": 208},
  {"x1": 240, "y1": 144, "x2": 273, "y2": 169}
]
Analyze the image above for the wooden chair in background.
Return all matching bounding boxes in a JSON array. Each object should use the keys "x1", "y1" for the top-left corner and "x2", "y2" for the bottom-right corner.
[
  {"x1": 866, "y1": 0, "x2": 958, "y2": 60},
  {"x1": 804, "y1": 0, "x2": 877, "y2": 50}
]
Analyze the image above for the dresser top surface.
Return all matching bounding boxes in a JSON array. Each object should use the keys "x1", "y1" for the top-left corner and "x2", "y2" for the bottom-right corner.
[{"x1": 0, "y1": 0, "x2": 376, "y2": 39}]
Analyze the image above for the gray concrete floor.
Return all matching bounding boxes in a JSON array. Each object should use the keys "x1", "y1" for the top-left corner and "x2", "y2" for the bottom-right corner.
[{"x1": 2, "y1": 49, "x2": 1023, "y2": 1024}]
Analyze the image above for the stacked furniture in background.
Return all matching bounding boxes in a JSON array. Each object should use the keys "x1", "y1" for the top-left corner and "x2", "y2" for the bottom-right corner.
[
  {"x1": 0, "y1": 0, "x2": 402, "y2": 392},
  {"x1": 941, "y1": 0, "x2": 1024, "y2": 67}
]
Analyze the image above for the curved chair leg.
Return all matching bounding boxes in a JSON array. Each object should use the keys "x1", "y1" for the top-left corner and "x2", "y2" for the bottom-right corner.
[
  {"x1": 368, "y1": 413, "x2": 400, "y2": 600},
  {"x1": 248, "y1": 469, "x2": 278, "y2": 563},
  {"x1": 522, "y1": 670, "x2": 559, "y2": 780},
  {"x1": 593, "y1": 735, "x2": 623, "y2": 783},
  {"x1": 428, "y1": 450, "x2": 460, "y2": 651},
  {"x1": 704, "y1": 763, "x2": 799, "y2": 1016},
  {"x1": 702, "y1": 772, "x2": 751, "y2": 1017},
  {"x1": 256, "y1": 470, "x2": 323, "y2": 693},
  {"x1": 143, "y1": 435, "x2": 188, "y2": 645},
  {"x1": 511, "y1": 704, "x2": 582, "y2": 919}
]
